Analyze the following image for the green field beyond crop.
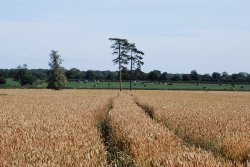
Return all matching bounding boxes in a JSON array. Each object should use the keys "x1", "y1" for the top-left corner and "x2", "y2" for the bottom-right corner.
[
  {"x1": 64, "y1": 81, "x2": 250, "y2": 91},
  {"x1": 1, "y1": 78, "x2": 250, "y2": 91}
]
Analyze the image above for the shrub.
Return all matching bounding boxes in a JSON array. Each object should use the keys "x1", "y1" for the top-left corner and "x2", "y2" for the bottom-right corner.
[
  {"x1": 20, "y1": 73, "x2": 37, "y2": 85},
  {"x1": 15, "y1": 64, "x2": 37, "y2": 85},
  {"x1": 0, "y1": 76, "x2": 6, "y2": 85}
]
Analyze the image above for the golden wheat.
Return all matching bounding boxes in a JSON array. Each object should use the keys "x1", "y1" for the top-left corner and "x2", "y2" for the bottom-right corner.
[
  {"x1": 0, "y1": 89, "x2": 115, "y2": 166},
  {"x1": 134, "y1": 90, "x2": 250, "y2": 164},
  {"x1": 1, "y1": 89, "x2": 248, "y2": 166},
  {"x1": 109, "y1": 93, "x2": 231, "y2": 166}
]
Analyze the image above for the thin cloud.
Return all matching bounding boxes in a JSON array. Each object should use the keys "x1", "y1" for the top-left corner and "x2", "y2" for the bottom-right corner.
[{"x1": 0, "y1": 0, "x2": 249, "y2": 73}]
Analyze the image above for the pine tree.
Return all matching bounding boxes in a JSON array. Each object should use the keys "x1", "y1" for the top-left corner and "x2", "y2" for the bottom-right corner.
[
  {"x1": 109, "y1": 38, "x2": 129, "y2": 91},
  {"x1": 127, "y1": 43, "x2": 144, "y2": 91}
]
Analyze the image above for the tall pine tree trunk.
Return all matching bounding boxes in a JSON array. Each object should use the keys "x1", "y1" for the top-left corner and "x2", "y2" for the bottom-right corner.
[
  {"x1": 130, "y1": 51, "x2": 133, "y2": 91},
  {"x1": 119, "y1": 44, "x2": 122, "y2": 91}
]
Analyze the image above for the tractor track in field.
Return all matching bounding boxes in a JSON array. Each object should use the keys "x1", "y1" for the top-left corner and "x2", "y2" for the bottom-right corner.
[
  {"x1": 98, "y1": 96, "x2": 134, "y2": 167},
  {"x1": 133, "y1": 97, "x2": 248, "y2": 166}
]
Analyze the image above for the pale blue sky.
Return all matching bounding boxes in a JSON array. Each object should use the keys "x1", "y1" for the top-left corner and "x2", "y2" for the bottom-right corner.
[{"x1": 0, "y1": 0, "x2": 249, "y2": 74}]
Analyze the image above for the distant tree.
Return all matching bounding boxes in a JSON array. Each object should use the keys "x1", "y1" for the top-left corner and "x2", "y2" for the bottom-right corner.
[
  {"x1": 171, "y1": 74, "x2": 181, "y2": 82},
  {"x1": 47, "y1": 50, "x2": 66, "y2": 90},
  {"x1": 212, "y1": 72, "x2": 221, "y2": 82},
  {"x1": 8, "y1": 69, "x2": 17, "y2": 78},
  {"x1": 161, "y1": 72, "x2": 168, "y2": 81},
  {"x1": 231, "y1": 74, "x2": 238, "y2": 82},
  {"x1": 86, "y1": 70, "x2": 96, "y2": 80},
  {"x1": 247, "y1": 74, "x2": 250, "y2": 82},
  {"x1": 222, "y1": 72, "x2": 229, "y2": 78},
  {"x1": 107, "y1": 71, "x2": 118, "y2": 80},
  {"x1": 237, "y1": 72, "x2": 248, "y2": 82},
  {"x1": 221, "y1": 72, "x2": 229, "y2": 81},
  {"x1": 121, "y1": 67, "x2": 130, "y2": 80},
  {"x1": 31, "y1": 69, "x2": 48, "y2": 80},
  {"x1": 201, "y1": 74, "x2": 213, "y2": 82},
  {"x1": 182, "y1": 74, "x2": 191, "y2": 82},
  {"x1": 148, "y1": 70, "x2": 161, "y2": 81},
  {"x1": 0, "y1": 71, "x2": 6, "y2": 85},
  {"x1": 190, "y1": 70, "x2": 199, "y2": 81},
  {"x1": 230, "y1": 73, "x2": 249, "y2": 83},
  {"x1": 65, "y1": 68, "x2": 82, "y2": 80},
  {"x1": 127, "y1": 43, "x2": 144, "y2": 91},
  {"x1": 133, "y1": 69, "x2": 146, "y2": 80},
  {"x1": 14, "y1": 64, "x2": 36, "y2": 85},
  {"x1": 0, "y1": 75, "x2": 6, "y2": 85},
  {"x1": 95, "y1": 71, "x2": 105, "y2": 80},
  {"x1": 109, "y1": 38, "x2": 129, "y2": 91}
]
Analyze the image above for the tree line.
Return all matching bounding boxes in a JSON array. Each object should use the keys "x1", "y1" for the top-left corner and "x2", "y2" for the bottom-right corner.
[
  {"x1": 0, "y1": 38, "x2": 146, "y2": 91},
  {"x1": 0, "y1": 51, "x2": 66, "y2": 90},
  {"x1": 1, "y1": 68, "x2": 250, "y2": 85},
  {"x1": 0, "y1": 37, "x2": 250, "y2": 89}
]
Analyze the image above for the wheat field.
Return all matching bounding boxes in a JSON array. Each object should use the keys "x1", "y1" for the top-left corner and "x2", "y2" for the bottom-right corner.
[
  {"x1": 0, "y1": 90, "x2": 115, "y2": 166},
  {"x1": 109, "y1": 93, "x2": 231, "y2": 166},
  {"x1": 0, "y1": 89, "x2": 249, "y2": 166},
  {"x1": 134, "y1": 91, "x2": 250, "y2": 166}
]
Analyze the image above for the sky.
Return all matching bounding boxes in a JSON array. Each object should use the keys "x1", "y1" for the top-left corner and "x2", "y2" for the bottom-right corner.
[{"x1": 0, "y1": 0, "x2": 249, "y2": 74}]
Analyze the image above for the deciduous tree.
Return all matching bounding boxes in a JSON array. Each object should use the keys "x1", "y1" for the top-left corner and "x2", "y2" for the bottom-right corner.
[
  {"x1": 190, "y1": 70, "x2": 199, "y2": 81},
  {"x1": 0, "y1": 75, "x2": 6, "y2": 85},
  {"x1": 47, "y1": 50, "x2": 66, "y2": 90},
  {"x1": 14, "y1": 64, "x2": 36, "y2": 85}
]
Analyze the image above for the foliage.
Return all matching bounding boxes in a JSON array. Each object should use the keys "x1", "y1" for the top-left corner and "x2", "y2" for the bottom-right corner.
[
  {"x1": 190, "y1": 70, "x2": 199, "y2": 81},
  {"x1": 1, "y1": 68, "x2": 250, "y2": 84},
  {"x1": 171, "y1": 74, "x2": 182, "y2": 81},
  {"x1": 182, "y1": 74, "x2": 191, "y2": 81},
  {"x1": 127, "y1": 43, "x2": 144, "y2": 90},
  {"x1": 14, "y1": 64, "x2": 37, "y2": 85},
  {"x1": 212, "y1": 72, "x2": 221, "y2": 81},
  {"x1": 109, "y1": 38, "x2": 130, "y2": 91},
  {"x1": 30, "y1": 69, "x2": 48, "y2": 80},
  {"x1": 85, "y1": 70, "x2": 96, "y2": 80},
  {"x1": 127, "y1": 43, "x2": 144, "y2": 70},
  {"x1": 47, "y1": 50, "x2": 66, "y2": 90},
  {"x1": 0, "y1": 75, "x2": 6, "y2": 84},
  {"x1": 148, "y1": 70, "x2": 161, "y2": 81},
  {"x1": 65, "y1": 68, "x2": 83, "y2": 80},
  {"x1": 109, "y1": 38, "x2": 130, "y2": 67},
  {"x1": 106, "y1": 71, "x2": 118, "y2": 80},
  {"x1": 160, "y1": 72, "x2": 168, "y2": 81}
]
